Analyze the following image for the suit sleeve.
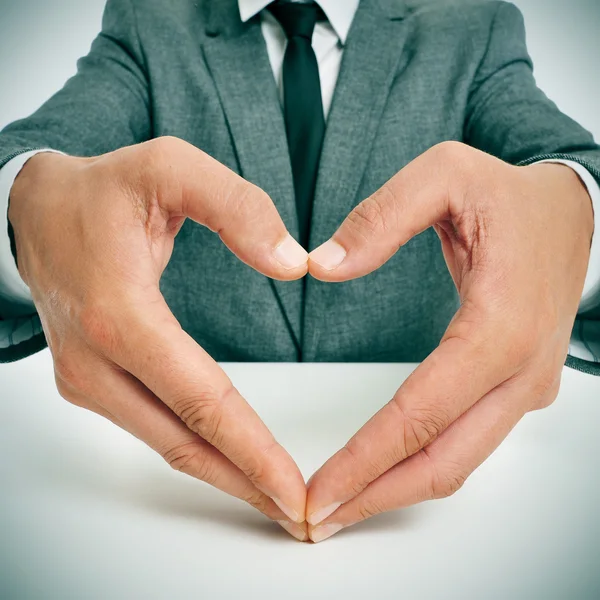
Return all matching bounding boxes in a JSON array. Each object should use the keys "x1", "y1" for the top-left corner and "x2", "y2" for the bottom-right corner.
[
  {"x1": 0, "y1": 0, "x2": 151, "y2": 363},
  {"x1": 464, "y1": 0, "x2": 600, "y2": 377}
]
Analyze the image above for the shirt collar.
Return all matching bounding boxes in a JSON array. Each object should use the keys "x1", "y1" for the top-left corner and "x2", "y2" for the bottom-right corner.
[{"x1": 238, "y1": 0, "x2": 360, "y2": 44}]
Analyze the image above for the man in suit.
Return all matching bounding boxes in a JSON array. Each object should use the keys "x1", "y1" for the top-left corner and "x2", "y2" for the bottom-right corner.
[{"x1": 1, "y1": 0, "x2": 599, "y2": 543}]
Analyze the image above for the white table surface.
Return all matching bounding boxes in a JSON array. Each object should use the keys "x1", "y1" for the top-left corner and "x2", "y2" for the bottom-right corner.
[{"x1": 1, "y1": 351, "x2": 600, "y2": 600}]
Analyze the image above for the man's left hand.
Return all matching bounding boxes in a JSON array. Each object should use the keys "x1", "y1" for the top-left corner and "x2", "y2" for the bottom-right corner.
[{"x1": 305, "y1": 141, "x2": 594, "y2": 543}]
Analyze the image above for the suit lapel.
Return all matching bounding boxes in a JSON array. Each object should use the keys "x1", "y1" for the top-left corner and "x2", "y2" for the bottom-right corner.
[
  {"x1": 199, "y1": 0, "x2": 411, "y2": 355},
  {"x1": 201, "y1": 1, "x2": 303, "y2": 349},
  {"x1": 303, "y1": 0, "x2": 411, "y2": 358},
  {"x1": 308, "y1": 0, "x2": 410, "y2": 251}
]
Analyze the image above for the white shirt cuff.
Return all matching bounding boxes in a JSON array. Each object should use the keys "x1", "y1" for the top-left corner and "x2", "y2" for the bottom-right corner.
[{"x1": 0, "y1": 150, "x2": 62, "y2": 317}]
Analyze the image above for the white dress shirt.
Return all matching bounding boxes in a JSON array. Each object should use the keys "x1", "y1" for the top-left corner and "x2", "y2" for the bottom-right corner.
[{"x1": 1, "y1": 0, "x2": 599, "y2": 360}]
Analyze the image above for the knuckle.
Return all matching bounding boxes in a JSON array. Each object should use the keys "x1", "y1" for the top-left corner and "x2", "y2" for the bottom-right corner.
[
  {"x1": 341, "y1": 443, "x2": 379, "y2": 495},
  {"x1": 530, "y1": 369, "x2": 561, "y2": 410},
  {"x1": 163, "y1": 441, "x2": 217, "y2": 484},
  {"x1": 533, "y1": 368, "x2": 558, "y2": 397},
  {"x1": 431, "y1": 141, "x2": 483, "y2": 186},
  {"x1": 431, "y1": 141, "x2": 471, "y2": 167},
  {"x1": 547, "y1": 373, "x2": 562, "y2": 399},
  {"x1": 347, "y1": 192, "x2": 392, "y2": 240},
  {"x1": 217, "y1": 180, "x2": 268, "y2": 233},
  {"x1": 171, "y1": 385, "x2": 232, "y2": 446},
  {"x1": 53, "y1": 373, "x2": 70, "y2": 398},
  {"x1": 139, "y1": 136, "x2": 186, "y2": 186},
  {"x1": 357, "y1": 497, "x2": 388, "y2": 521},
  {"x1": 172, "y1": 394, "x2": 219, "y2": 439},
  {"x1": 550, "y1": 375, "x2": 561, "y2": 397},
  {"x1": 189, "y1": 454, "x2": 217, "y2": 485},
  {"x1": 54, "y1": 371, "x2": 83, "y2": 406},
  {"x1": 53, "y1": 354, "x2": 74, "y2": 386},
  {"x1": 401, "y1": 403, "x2": 449, "y2": 449},
  {"x1": 434, "y1": 469, "x2": 467, "y2": 499},
  {"x1": 147, "y1": 135, "x2": 183, "y2": 160},
  {"x1": 402, "y1": 418, "x2": 425, "y2": 458},
  {"x1": 532, "y1": 392, "x2": 555, "y2": 412},
  {"x1": 349, "y1": 479, "x2": 369, "y2": 496},
  {"x1": 424, "y1": 455, "x2": 467, "y2": 499},
  {"x1": 391, "y1": 398, "x2": 446, "y2": 459},
  {"x1": 242, "y1": 488, "x2": 269, "y2": 514},
  {"x1": 53, "y1": 352, "x2": 85, "y2": 393},
  {"x1": 240, "y1": 456, "x2": 265, "y2": 485},
  {"x1": 234, "y1": 180, "x2": 267, "y2": 210}
]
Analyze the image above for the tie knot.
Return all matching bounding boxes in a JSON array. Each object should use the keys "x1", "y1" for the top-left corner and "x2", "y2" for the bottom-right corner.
[{"x1": 269, "y1": 1, "x2": 322, "y2": 40}]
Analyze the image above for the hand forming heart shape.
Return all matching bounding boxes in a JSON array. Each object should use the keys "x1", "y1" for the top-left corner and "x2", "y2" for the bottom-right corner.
[{"x1": 10, "y1": 139, "x2": 593, "y2": 543}]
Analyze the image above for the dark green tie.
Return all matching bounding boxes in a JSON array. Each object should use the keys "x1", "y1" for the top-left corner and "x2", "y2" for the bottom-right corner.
[{"x1": 269, "y1": 1, "x2": 326, "y2": 249}]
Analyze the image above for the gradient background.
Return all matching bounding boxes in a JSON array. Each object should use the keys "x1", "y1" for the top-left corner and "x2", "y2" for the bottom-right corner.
[{"x1": 1, "y1": 1, "x2": 600, "y2": 599}]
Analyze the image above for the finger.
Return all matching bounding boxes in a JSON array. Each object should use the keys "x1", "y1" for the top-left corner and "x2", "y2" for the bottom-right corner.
[
  {"x1": 59, "y1": 356, "x2": 308, "y2": 541},
  {"x1": 305, "y1": 304, "x2": 518, "y2": 526},
  {"x1": 308, "y1": 145, "x2": 454, "y2": 282},
  {"x1": 65, "y1": 351, "x2": 307, "y2": 537},
  {"x1": 136, "y1": 137, "x2": 308, "y2": 279},
  {"x1": 61, "y1": 372, "x2": 303, "y2": 532},
  {"x1": 104, "y1": 371, "x2": 309, "y2": 542},
  {"x1": 105, "y1": 297, "x2": 307, "y2": 524},
  {"x1": 308, "y1": 375, "x2": 528, "y2": 542}
]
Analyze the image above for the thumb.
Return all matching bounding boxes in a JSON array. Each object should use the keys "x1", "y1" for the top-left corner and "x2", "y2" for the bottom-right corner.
[
  {"x1": 145, "y1": 137, "x2": 309, "y2": 281},
  {"x1": 307, "y1": 145, "x2": 457, "y2": 282}
]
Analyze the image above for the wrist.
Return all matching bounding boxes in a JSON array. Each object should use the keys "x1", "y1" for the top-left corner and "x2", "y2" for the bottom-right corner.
[
  {"x1": 526, "y1": 162, "x2": 595, "y2": 245},
  {"x1": 8, "y1": 152, "x2": 77, "y2": 284},
  {"x1": 8, "y1": 153, "x2": 66, "y2": 227}
]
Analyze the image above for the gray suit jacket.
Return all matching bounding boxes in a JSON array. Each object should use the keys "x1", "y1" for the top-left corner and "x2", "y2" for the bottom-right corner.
[{"x1": 1, "y1": 0, "x2": 600, "y2": 375}]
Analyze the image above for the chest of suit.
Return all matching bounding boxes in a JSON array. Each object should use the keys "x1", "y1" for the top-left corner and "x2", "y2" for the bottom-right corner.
[{"x1": 138, "y1": 0, "x2": 485, "y2": 361}]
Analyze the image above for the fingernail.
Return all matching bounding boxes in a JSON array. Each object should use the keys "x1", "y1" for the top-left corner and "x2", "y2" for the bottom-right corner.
[
  {"x1": 307, "y1": 501, "x2": 342, "y2": 526},
  {"x1": 277, "y1": 520, "x2": 308, "y2": 542},
  {"x1": 309, "y1": 240, "x2": 346, "y2": 271},
  {"x1": 273, "y1": 235, "x2": 308, "y2": 269},
  {"x1": 272, "y1": 497, "x2": 300, "y2": 523},
  {"x1": 310, "y1": 523, "x2": 343, "y2": 543}
]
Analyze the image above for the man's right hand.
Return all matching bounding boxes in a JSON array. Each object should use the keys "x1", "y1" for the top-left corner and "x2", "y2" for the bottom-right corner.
[{"x1": 8, "y1": 137, "x2": 310, "y2": 541}]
